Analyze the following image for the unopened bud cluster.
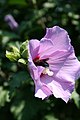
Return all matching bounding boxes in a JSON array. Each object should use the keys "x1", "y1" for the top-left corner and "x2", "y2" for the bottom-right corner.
[{"x1": 6, "y1": 40, "x2": 29, "y2": 66}]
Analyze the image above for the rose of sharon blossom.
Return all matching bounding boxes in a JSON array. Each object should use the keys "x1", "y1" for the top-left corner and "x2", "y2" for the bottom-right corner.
[{"x1": 28, "y1": 26, "x2": 80, "y2": 103}]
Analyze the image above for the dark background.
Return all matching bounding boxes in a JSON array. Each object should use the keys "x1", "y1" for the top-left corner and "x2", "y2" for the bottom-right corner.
[{"x1": 0, "y1": 0, "x2": 80, "y2": 120}]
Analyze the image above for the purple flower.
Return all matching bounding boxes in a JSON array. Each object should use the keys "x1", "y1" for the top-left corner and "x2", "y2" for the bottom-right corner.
[
  {"x1": 28, "y1": 26, "x2": 80, "y2": 103},
  {"x1": 4, "y1": 14, "x2": 18, "y2": 30}
]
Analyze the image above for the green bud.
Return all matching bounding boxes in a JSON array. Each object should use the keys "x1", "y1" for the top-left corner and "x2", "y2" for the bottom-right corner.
[
  {"x1": 20, "y1": 40, "x2": 29, "y2": 59},
  {"x1": 20, "y1": 40, "x2": 29, "y2": 53},
  {"x1": 11, "y1": 46, "x2": 20, "y2": 53},
  {"x1": 18, "y1": 58, "x2": 27, "y2": 65},
  {"x1": 21, "y1": 49, "x2": 28, "y2": 59},
  {"x1": 6, "y1": 46, "x2": 20, "y2": 61}
]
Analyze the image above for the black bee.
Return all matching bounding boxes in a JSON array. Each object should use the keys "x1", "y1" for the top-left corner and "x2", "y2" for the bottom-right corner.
[{"x1": 34, "y1": 59, "x2": 49, "y2": 68}]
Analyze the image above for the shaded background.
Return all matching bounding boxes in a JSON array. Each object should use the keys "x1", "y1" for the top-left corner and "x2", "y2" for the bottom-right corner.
[{"x1": 0, "y1": 0, "x2": 80, "y2": 120}]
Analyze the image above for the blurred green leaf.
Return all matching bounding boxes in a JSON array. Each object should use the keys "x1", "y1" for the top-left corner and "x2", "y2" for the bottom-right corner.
[
  {"x1": 43, "y1": 2, "x2": 56, "y2": 8},
  {"x1": 71, "y1": 90, "x2": 80, "y2": 109},
  {"x1": 0, "y1": 0, "x2": 6, "y2": 5},
  {"x1": 0, "y1": 31, "x2": 20, "y2": 46},
  {"x1": 0, "y1": 86, "x2": 10, "y2": 107},
  {"x1": 10, "y1": 85, "x2": 48, "y2": 120},
  {"x1": 9, "y1": 71, "x2": 32, "y2": 98},
  {"x1": 11, "y1": 100, "x2": 25, "y2": 120},
  {"x1": 8, "y1": 0, "x2": 27, "y2": 5},
  {"x1": 45, "y1": 114, "x2": 58, "y2": 120},
  {"x1": 2, "y1": 31, "x2": 20, "y2": 39}
]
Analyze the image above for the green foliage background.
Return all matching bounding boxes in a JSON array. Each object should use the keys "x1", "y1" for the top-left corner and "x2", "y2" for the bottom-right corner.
[{"x1": 0, "y1": 0, "x2": 80, "y2": 120}]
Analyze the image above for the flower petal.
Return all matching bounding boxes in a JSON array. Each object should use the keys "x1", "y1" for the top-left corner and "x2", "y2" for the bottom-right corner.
[
  {"x1": 43, "y1": 26, "x2": 71, "y2": 51},
  {"x1": 35, "y1": 85, "x2": 52, "y2": 100},
  {"x1": 40, "y1": 75, "x2": 74, "y2": 102},
  {"x1": 47, "y1": 49, "x2": 72, "y2": 74},
  {"x1": 56, "y1": 50, "x2": 80, "y2": 82},
  {"x1": 38, "y1": 38, "x2": 54, "y2": 59},
  {"x1": 29, "y1": 39, "x2": 40, "y2": 59},
  {"x1": 29, "y1": 60, "x2": 44, "y2": 81}
]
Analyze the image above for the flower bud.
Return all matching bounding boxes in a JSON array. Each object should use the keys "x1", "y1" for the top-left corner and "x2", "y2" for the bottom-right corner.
[
  {"x1": 4, "y1": 14, "x2": 18, "y2": 30},
  {"x1": 20, "y1": 40, "x2": 29, "y2": 59},
  {"x1": 18, "y1": 58, "x2": 27, "y2": 65},
  {"x1": 6, "y1": 46, "x2": 20, "y2": 61}
]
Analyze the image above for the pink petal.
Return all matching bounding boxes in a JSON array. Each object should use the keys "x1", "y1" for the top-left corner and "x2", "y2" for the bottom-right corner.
[
  {"x1": 43, "y1": 26, "x2": 71, "y2": 51},
  {"x1": 35, "y1": 85, "x2": 52, "y2": 100},
  {"x1": 40, "y1": 75, "x2": 74, "y2": 102},
  {"x1": 56, "y1": 50, "x2": 80, "y2": 82},
  {"x1": 29, "y1": 59, "x2": 44, "y2": 81},
  {"x1": 47, "y1": 50, "x2": 72, "y2": 74},
  {"x1": 29, "y1": 39, "x2": 40, "y2": 59},
  {"x1": 38, "y1": 38, "x2": 54, "y2": 59},
  {"x1": 48, "y1": 78, "x2": 74, "y2": 103}
]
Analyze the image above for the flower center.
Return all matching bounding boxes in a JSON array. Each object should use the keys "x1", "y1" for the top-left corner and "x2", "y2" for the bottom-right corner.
[
  {"x1": 33, "y1": 56, "x2": 49, "y2": 67},
  {"x1": 33, "y1": 56, "x2": 53, "y2": 76}
]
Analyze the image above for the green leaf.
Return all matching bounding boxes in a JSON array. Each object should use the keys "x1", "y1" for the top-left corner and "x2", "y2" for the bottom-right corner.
[
  {"x1": 0, "y1": 30, "x2": 20, "y2": 46},
  {"x1": 71, "y1": 90, "x2": 80, "y2": 108},
  {"x1": 45, "y1": 115, "x2": 59, "y2": 120},
  {"x1": 2, "y1": 31, "x2": 20, "y2": 39},
  {"x1": 43, "y1": 2, "x2": 56, "y2": 8},
  {"x1": 10, "y1": 86, "x2": 48, "y2": 120},
  {"x1": 8, "y1": 0, "x2": 27, "y2": 5},
  {"x1": 9, "y1": 71, "x2": 32, "y2": 98},
  {"x1": 11, "y1": 100, "x2": 25, "y2": 120},
  {"x1": 0, "y1": 86, "x2": 10, "y2": 107}
]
